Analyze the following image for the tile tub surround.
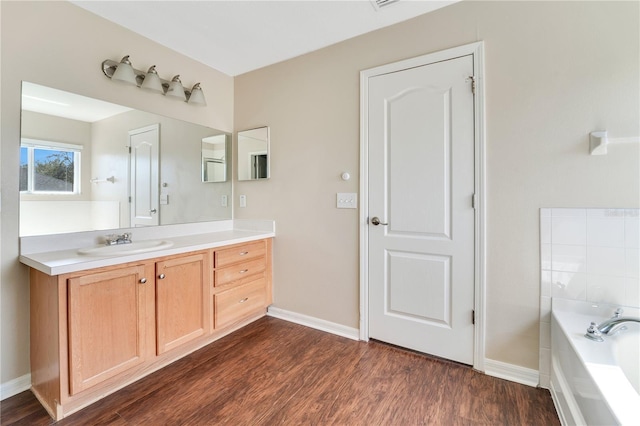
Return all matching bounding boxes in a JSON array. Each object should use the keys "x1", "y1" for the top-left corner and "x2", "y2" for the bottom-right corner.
[{"x1": 538, "y1": 208, "x2": 640, "y2": 388}]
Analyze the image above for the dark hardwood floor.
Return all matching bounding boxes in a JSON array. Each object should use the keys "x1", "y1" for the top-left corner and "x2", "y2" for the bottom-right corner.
[{"x1": 1, "y1": 317, "x2": 559, "y2": 425}]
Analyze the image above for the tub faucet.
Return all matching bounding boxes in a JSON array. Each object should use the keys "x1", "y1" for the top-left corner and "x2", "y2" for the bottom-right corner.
[
  {"x1": 597, "y1": 316, "x2": 640, "y2": 335},
  {"x1": 585, "y1": 308, "x2": 640, "y2": 341}
]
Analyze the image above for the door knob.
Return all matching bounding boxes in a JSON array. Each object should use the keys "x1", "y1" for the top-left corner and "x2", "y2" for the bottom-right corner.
[
  {"x1": 158, "y1": 273, "x2": 165, "y2": 279},
  {"x1": 150, "y1": 208, "x2": 157, "y2": 214},
  {"x1": 370, "y1": 217, "x2": 388, "y2": 226}
]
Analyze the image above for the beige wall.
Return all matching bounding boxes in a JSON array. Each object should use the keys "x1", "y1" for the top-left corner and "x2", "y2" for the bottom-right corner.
[
  {"x1": 234, "y1": 1, "x2": 639, "y2": 369},
  {"x1": 1, "y1": 1, "x2": 233, "y2": 385}
]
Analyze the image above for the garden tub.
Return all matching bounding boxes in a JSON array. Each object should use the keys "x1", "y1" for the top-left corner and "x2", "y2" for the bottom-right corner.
[{"x1": 551, "y1": 299, "x2": 639, "y2": 426}]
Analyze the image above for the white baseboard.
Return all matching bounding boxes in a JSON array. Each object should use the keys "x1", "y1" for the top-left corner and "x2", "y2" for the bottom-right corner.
[
  {"x1": 267, "y1": 306, "x2": 360, "y2": 341},
  {"x1": 1, "y1": 373, "x2": 31, "y2": 400},
  {"x1": 484, "y1": 358, "x2": 539, "y2": 387}
]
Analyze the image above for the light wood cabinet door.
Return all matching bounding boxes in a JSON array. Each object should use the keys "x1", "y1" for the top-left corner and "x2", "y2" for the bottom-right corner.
[
  {"x1": 156, "y1": 253, "x2": 207, "y2": 355},
  {"x1": 68, "y1": 264, "x2": 149, "y2": 395}
]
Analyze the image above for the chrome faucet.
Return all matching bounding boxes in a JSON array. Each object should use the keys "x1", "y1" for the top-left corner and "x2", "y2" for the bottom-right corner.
[
  {"x1": 585, "y1": 308, "x2": 640, "y2": 341},
  {"x1": 597, "y1": 311, "x2": 640, "y2": 335},
  {"x1": 105, "y1": 232, "x2": 132, "y2": 246}
]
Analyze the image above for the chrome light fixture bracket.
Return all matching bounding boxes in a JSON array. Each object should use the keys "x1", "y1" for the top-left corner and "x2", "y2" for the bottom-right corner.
[{"x1": 101, "y1": 55, "x2": 206, "y2": 105}]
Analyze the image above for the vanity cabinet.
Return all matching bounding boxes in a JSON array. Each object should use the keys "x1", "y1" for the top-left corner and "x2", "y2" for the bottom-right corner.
[
  {"x1": 213, "y1": 240, "x2": 272, "y2": 329},
  {"x1": 29, "y1": 238, "x2": 272, "y2": 421}
]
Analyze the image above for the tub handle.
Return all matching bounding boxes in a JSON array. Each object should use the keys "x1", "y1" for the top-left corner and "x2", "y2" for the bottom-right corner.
[{"x1": 584, "y1": 322, "x2": 604, "y2": 342}]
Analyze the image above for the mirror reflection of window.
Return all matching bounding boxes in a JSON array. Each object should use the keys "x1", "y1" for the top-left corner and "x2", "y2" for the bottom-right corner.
[
  {"x1": 238, "y1": 127, "x2": 269, "y2": 181},
  {"x1": 20, "y1": 139, "x2": 82, "y2": 194}
]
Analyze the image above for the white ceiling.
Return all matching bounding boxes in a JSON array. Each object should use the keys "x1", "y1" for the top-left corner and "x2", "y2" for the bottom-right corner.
[
  {"x1": 22, "y1": 82, "x2": 133, "y2": 122},
  {"x1": 71, "y1": 0, "x2": 458, "y2": 76}
]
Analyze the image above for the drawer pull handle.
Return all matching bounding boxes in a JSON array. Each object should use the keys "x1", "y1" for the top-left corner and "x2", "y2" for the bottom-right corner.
[
  {"x1": 239, "y1": 251, "x2": 249, "y2": 256},
  {"x1": 158, "y1": 273, "x2": 166, "y2": 279},
  {"x1": 239, "y1": 297, "x2": 249, "y2": 303},
  {"x1": 139, "y1": 278, "x2": 147, "y2": 284},
  {"x1": 239, "y1": 269, "x2": 249, "y2": 274}
]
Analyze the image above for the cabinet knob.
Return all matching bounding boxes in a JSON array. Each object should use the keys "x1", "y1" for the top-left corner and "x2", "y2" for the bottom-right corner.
[
  {"x1": 239, "y1": 269, "x2": 249, "y2": 274},
  {"x1": 239, "y1": 297, "x2": 249, "y2": 303},
  {"x1": 239, "y1": 251, "x2": 249, "y2": 256},
  {"x1": 158, "y1": 273, "x2": 166, "y2": 279},
  {"x1": 139, "y1": 278, "x2": 147, "y2": 284}
]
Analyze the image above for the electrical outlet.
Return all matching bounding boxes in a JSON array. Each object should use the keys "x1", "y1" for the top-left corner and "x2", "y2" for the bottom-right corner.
[
  {"x1": 239, "y1": 194, "x2": 247, "y2": 208},
  {"x1": 337, "y1": 193, "x2": 357, "y2": 209}
]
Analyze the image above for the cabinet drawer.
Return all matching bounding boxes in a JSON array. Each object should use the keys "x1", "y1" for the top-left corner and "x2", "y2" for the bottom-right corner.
[
  {"x1": 214, "y1": 279, "x2": 266, "y2": 329},
  {"x1": 214, "y1": 257, "x2": 265, "y2": 288},
  {"x1": 215, "y1": 241, "x2": 266, "y2": 268}
]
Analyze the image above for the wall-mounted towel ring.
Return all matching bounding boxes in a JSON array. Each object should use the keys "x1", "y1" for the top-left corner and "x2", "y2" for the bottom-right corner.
[{"x1": 589, "y1": 131, "x2": 640, "y2": 155}]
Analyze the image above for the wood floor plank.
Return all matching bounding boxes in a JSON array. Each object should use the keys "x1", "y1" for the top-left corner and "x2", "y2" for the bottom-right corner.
[
  {"x1": 0, "y1": 391, "x2": 53, "y2": 426},
  {"x1": 1, "y1": 317, "x2": 560, "y2": 426},
  {"x1": 321, "y1": 343, "x2": 450, "y2": 425}
]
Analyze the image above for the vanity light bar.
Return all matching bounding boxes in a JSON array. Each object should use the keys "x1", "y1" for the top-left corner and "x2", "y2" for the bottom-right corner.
[{"x1": 101, "y1": 56, "x2": 206, "y2": 106}]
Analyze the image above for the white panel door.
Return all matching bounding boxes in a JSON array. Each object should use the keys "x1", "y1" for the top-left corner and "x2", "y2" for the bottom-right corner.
[
  {"x1": 368, "y1": 55, "x2": 475, "y2": 364},
  {"x1": 129, "y1": 124, "x2": 159, "y2": 227}
]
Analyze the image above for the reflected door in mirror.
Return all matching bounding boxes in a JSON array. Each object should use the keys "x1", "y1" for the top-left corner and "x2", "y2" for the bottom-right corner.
[{"x1": 129, "y1": 124, "x2": 159, "y2": 227}]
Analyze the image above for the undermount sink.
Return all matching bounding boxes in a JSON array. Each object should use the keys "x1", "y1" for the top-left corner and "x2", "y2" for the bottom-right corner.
[{"x1": 77, "y1": 240, "x2": 174, "y2": 256}]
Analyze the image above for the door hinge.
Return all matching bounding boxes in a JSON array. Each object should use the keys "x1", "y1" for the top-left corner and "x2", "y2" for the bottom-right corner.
[
  {"x1": 472, "y1": 309, "x2": 475, "y2": 325},
  {"x1": 128, "y1": 196, "x2": 132, "y2": 203},
  {"x1": 467, "y1": 75, "x2": 476, "y2": 95},
  {"x1": 128, "y1": 146, "x2": 132, "y2": 154},
  {"x1": 472, "y1": 193, "x2": 477, "y2": 209}
]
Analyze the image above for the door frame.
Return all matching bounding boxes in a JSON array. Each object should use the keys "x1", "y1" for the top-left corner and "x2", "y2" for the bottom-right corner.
[{"x1": 359, "y1": 42, "x2": 486, "y2": 371}]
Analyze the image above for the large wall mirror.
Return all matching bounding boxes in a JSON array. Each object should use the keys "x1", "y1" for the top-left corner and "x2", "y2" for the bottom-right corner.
[
  {"x1": 237, "y1": 127, "x2": 270, "y2": 181},
  {"x1": 20, "y1": 82, "x2": 232, "y2": 236}
]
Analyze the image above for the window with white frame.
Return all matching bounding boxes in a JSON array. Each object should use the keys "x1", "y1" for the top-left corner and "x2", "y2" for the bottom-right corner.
[{"x1": 20, "y1": 139, "x2": 82, "y2": 194}]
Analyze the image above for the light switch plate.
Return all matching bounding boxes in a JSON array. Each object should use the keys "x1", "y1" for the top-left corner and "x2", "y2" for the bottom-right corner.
[
  {"x1": 239, "y1": 194, "x2": 247, "y2": 208},
  {"x1": 221, "y1": 195, "x2": 228, "y2": 207},
  {"x1": 337, "y1": 193, "x2": 357, "y2": 209},
  {"x1": 160, "y1": 193, "x2": 169, "y2": 205}
]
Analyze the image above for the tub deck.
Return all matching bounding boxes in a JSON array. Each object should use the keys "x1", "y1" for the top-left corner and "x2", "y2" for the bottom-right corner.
[{"x1": 551, "y1": 298, "x2": 640, "y2": 426}]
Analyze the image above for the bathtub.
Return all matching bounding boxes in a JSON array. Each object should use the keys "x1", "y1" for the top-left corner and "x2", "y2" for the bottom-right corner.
[{"x1": 551, "y1": 299, "x2": 640, "y2": 426}]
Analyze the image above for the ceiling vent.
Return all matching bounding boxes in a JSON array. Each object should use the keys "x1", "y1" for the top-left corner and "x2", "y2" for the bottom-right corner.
[{"x1": 370, "y1": 0, "x2": 400, "y2": 11}]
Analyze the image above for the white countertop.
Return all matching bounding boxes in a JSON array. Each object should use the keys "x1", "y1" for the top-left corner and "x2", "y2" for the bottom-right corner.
[{"x1": 20, "y1": 220, "x2": 275, "y2": 276}]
